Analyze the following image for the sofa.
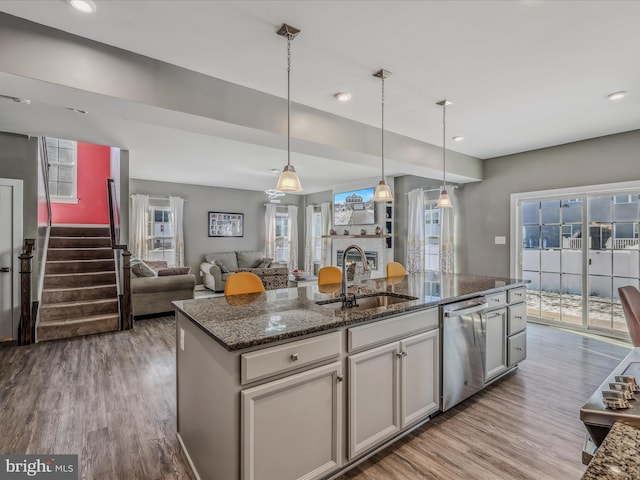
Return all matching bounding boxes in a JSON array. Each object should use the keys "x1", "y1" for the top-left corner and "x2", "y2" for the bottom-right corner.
[
  {"x1": 200, "y1": 251, "x2": 289, "y2": 292},
  {"x1": 131, "y1": 260, "x2": 196, "y2": 317}
]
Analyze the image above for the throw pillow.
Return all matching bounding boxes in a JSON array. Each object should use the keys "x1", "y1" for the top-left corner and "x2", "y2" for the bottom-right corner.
[
  {"x1": 131, "y1": 258, "x2": 157, "y2": 277},
  {"x1": 213, "y1": 260, "x2": 230, "y2": 274},
  {"x1": 257, "y1": 257, "x2": 273, "y2": 268},
  {"x1": 157, "y1": 267, "x2": 191, "y2": 276}
]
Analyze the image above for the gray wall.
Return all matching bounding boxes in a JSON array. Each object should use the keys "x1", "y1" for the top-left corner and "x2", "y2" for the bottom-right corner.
[
  {"x1": 129, "y1": 179, "x2": 305, "y2": 283},
  {"x1": 459, "y1": 129, "x2": 640, "y2": 277}
]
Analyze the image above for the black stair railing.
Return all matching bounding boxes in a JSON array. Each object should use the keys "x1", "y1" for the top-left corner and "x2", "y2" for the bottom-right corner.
[{"x1": 107, "y1": 178, "x2": 132, "y2": 330}]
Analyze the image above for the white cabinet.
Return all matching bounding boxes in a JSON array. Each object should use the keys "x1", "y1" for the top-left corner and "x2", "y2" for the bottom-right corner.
[
  {"x1": 348, "y1": 329, "x2": 440, "y2": 460},
  {"x1": 484, "y1": 308, "x2": 507, "y2": 381},
  {"x1": 241, "y1": 361, "x2": 343, "y2": 480},
  {"x1": 400, "y1": 329, "x2": 440, "y2": 428}
]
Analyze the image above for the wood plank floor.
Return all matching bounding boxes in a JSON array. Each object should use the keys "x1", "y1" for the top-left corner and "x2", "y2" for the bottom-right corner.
[{"x1": 0, "y1": 318, "x2": 631, "y2": 479}]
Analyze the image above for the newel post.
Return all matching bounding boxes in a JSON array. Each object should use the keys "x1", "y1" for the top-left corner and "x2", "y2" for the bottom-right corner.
[
  {"x1": 121, "y1": 249, "x2": 133, "y2": 330},
  {"x1": 18, "y1": 239, "x2": 35, "y2": 345}
]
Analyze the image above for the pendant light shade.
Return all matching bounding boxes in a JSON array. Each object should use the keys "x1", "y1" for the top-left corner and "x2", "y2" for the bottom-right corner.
[
  {"x1": 373, "y1": 69, "x2": 392, "y2": 202},
  {"x1": 275, "y1": 23, "x2": 303, "y2": 193},
  {"x1": 436, "y1": 99, "x2": 453, "y2": 209}
]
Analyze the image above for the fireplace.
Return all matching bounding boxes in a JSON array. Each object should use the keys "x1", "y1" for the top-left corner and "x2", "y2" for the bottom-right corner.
[{"x1": 336, "y1": 250, "x2": 378, "y2": 270}]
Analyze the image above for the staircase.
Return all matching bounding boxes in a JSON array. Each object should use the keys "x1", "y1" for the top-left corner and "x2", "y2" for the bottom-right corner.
[{"x1": 38, "y1": 226, "x2": 120, "y2": 342}]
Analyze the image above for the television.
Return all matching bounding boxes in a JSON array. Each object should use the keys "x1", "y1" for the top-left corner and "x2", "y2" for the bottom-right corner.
[{"x1": 334, "y1": 187, "x2": 376, "y2": 226}]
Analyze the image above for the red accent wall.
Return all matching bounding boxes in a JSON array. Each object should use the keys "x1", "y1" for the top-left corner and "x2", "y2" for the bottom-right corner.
[{"x1": 51, "y1": 142, "x2": 111, "y2": 224}]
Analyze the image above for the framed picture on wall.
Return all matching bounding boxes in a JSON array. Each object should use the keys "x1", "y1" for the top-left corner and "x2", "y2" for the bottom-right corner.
[{"x1": 208, "y1": 211, "x2": 244, "y2": 237}]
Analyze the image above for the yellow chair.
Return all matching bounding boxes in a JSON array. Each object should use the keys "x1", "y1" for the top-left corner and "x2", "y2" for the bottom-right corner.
[
  {"x1": 386, "y1": 261, "x2": 406, "y2": 277},
  {"x1": 318, "y1": 266, "x2": 342, "y2": 286},
  {"x1": 224, "y1": 272, "x2": 266, "y2": 296}
]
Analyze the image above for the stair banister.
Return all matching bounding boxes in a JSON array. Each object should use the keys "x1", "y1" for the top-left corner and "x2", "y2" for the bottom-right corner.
[{"x1": 18, "y1": 239, "x2": 35, "y2": 345}]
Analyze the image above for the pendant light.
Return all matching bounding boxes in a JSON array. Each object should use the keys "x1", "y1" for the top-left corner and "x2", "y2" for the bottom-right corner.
[
  {"x1": 275, "y1": 23, "x2": 303, "y2": 193},
  {"x1": 373, "y1": 69, "x2": 393, "y2": 202},
  {"x1": 436, "y1": 99, "x2": 453, "y2": 209}
]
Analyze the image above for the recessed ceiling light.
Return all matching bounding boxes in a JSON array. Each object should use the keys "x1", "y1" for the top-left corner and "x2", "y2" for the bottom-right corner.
[
  {"x1": 66, "y1": 107, "x2": 88, "y2": 114},
  {"x1": 68, "y1": 0, "x2": 97, "y2": 14},
  {"x1": 452, "y1": 136, "x2": 464, "y2": 142},
  {"x1": 334, "y1": 92, "x2": 352, "y2": 102},
  {"x1": 607, "y1": 91, "x2": 627, "y2": 101}
]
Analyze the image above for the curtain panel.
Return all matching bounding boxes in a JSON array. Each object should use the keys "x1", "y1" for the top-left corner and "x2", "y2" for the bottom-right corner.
[
  {"x1": 320, "y1": 202, "x2": 331, "y2": 267},
  {"x1": 130, "y1": 194, "x2": 149, "y2": 260},
  {"x1": 264, "y1": 204, "x2": 277, "y2": 260},
  {"x1": 288, "y1": 205, "x2": 299, "y2": 272},
  {"x1": 440, "y1": 187, "x2": 456, "y2": 273},
  {"x1": 406, "y1": 188, "x2": 425, "y2": 273},
  {"x1": 169, "y1": 196, "x2": 185, "y2": 267},
  {"x1": 304, "y1": 205, "x2": 314, "y2": 274}
]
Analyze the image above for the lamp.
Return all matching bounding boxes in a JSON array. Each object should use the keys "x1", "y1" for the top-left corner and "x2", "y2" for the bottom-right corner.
[
  {"x1": 373, "y1": 69, "x2": 393, "y2": 202},
  {"x1": 275, "y1": 24, "x2": 303, "y2": 193},
  {"x1": 436, "y1": 99, "x2": 453, "y2": 209}
]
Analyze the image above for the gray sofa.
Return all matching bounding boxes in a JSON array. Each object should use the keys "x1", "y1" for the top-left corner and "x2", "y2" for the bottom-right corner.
[
  {"x1": 131, "y1": 261, "x2": 196, "y2": 317},
  {"x1": 200, "y1": 250, "x2": 289, "y2": 292}
]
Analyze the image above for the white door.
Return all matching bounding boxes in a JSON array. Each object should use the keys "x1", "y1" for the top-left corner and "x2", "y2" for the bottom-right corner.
[
  {"x1": 348, "y1": 341, "x2": 400, "y2": 460},
  {"x1": 241, "y1": 362, "x2": 343, "y2": 480},
  {"x1": 400, "y1": 329, "x2": 440, "y2": 428},
  {"x1": 1, "y1": 185, "x2": 15, "y2": 340}
]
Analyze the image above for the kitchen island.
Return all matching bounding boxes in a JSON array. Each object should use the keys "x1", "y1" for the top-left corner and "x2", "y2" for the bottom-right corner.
[{"x1": 174, "y1": 272, "x2": 528, "y2": 480}]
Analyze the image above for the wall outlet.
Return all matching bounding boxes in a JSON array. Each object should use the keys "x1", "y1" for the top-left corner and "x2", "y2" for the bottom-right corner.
[
  {"x1": 180, "y1": 328, "x2": 185, "y2": 351},
  {"x1": 495, "y1": 236, "x2": 506, "y2": 245}
]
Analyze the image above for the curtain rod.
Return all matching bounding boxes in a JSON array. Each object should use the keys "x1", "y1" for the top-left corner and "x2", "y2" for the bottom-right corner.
[
  {"x1": 130, "y1": 194, "x2": 185, "y2": 201},
  {"x1": 405, "y1": 185, "x2": 459, "y2": 195},
  {"x1": 263, "y1": 203, "x2": 297, "y2": 207}
]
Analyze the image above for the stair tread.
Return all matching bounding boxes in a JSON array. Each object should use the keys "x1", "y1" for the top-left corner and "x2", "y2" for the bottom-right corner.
[
  {"x1": 47, "y1": 259, "x2": 113, "y2": 263},
  {"x1": 38, "y1": 313, "x2": 120, "y2": 326},
  {"x1": 48, "y1": 247, "x2": 113, "y2": 250},
  {"x1": 43, "y1": 284, "x2": 117, "y2": 293},
  {"x1": 44, "y1": 271, "x2": 116, "y2": 277},
  {"x1": 40, "y1": 298, "x2": 119, "y2": 309}
]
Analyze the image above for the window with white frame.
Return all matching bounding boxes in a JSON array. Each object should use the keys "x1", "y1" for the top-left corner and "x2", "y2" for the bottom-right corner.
[
  {"x1": 46, "y1": 137, "x2": 77, "y2": 202},
  {"x1": 424, "y1": 202, "x2": 441, "y2": 271},
  {"x1": 275, "y1": 209, "x2": 289, "y2": 263},
  {"x1": 146, "y1": 204, "x2": 176, "y2": 266},
  {"x1": 312, "y1": 210, "x2": 322, "y2": 262}
]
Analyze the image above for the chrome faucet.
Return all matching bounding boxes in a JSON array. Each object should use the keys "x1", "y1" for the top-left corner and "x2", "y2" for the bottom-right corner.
[{"x1": 341, "y1": 244, "x2": 370, "y2": 308}]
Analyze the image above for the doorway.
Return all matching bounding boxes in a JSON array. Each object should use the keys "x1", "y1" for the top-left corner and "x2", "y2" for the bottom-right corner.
[{"x1": 0, "y1": 179, "x2": 23, "y2": 341}]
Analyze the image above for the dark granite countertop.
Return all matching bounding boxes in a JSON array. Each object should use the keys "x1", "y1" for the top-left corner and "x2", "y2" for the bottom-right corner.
[
  {"x1": 174, "y1": 272, "x2": 527, "y2": 352},
  {"x1": 583, "y1": 422, "x2": 640, "y2": 479}
]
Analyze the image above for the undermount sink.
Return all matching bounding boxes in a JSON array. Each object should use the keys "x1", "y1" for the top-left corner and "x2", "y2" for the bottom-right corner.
[{"x1": 316, "y1": 293, "x2": 418, "y2": 311}]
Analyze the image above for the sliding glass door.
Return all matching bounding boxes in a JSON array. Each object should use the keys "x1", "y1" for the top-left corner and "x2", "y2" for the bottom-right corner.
[{"x1": 516, "y1": 188, "x2": 640, "y2": 337}]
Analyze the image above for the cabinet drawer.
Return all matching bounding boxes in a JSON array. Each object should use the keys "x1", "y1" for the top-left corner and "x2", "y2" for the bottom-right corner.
[
  {"x1": 508, "y1": 331, "x2": 527, "y2": 367},
  {"x1": 508, "y1": 287, "x2": 527, "y2": 304},
  {"x1": 508, "y1": 303, "x2": 527, "y2": 335},
  {"x1": 486, "y1": 292, "x2": 507, "y2": 309},
  {"x1": 348, "y1": 308, "x2": 438, "y2": 352},
  {"x1": 241, "y1": 331, "x2": 342, "y2": 385}
]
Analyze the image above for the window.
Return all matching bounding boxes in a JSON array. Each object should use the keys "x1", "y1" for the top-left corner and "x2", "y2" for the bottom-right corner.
[
  {"x1": 275, "y1": 209, "x2": 289, "y2": 263},
  {"x1": 424, "y1": 203, "x2": 441, "y2": 271},
  {"x1": 312, "y1": 210, "x2": 322, "y2": 262},
  {"x1": 147, "y1": 205, "x2": 176, "y2": 266},
  {"x1": 46, "y1": 137, "x2": 77, "y2": 202}
]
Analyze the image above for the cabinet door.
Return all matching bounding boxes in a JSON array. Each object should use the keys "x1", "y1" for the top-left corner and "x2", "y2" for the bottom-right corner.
[
  {"x1": 400, "y1": 329, "x2": 440, "y2": 428},
  {"x1": 348, "y1": 342, "x2": 400, "y2": 460},
  {"x1": 484, "y1": 309, "x2": 507, "y2": 381},
  {"x1": 242, "y1": 362, "x2": 342, "y2": 480}
]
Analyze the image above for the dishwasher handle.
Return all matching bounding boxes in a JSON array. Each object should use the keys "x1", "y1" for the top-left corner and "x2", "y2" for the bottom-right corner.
[{"x1": 443, "y1": 302, "x2": 488, "y2": 317}]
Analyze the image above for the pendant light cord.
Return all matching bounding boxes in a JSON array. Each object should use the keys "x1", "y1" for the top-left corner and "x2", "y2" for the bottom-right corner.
[
  {"x1": 287, "y1": 34, "x2": 291, "y2": 168},
  {"x1": 442, "y1": 102, "x2": 447, "y2": 189},
  {"x1": 381, "y1": 75, "x2": 385, "y2": 180}
]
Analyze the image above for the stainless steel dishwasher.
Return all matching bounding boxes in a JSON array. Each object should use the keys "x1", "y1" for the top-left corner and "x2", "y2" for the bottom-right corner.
[{"x1": 442, "y1": 297, "x2": 489, "y2": 411}]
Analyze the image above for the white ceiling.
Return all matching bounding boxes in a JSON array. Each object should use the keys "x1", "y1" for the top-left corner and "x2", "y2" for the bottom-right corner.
[{"x1": 0, "y1": 0, "x2": 639, "y2": 194}]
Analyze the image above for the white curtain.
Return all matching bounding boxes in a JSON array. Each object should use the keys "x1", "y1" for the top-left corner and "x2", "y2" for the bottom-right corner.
[
  {"x1": 440, "y1": 187, "x2": 456, "y2": 273},
  {"x1": 169, "y1": 196, "x2": 185, "y2": 267},
  {"x1": 406, "y1": 188, "x2": 425, "y2": 273},
  {"x1": 304, "y1": 205, "x2": 314, "y2": 274},
  {"x1": 320, "y1": 202, "x2": 331, "y2": 266},
  {"x1": 288, "y1": 205, "x2": 299, "y2": 272},
  {"x1": 130, "y1": 194, "x2": 149, "y2": 260},
  {"x1": 264, "y1": 204, "x2": 277, "y2": 260}
]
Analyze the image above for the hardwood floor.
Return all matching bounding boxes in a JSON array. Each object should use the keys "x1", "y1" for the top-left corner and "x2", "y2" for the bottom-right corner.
[{"x1": 0, "y1": 318, "x2": 631, "y2": 479}]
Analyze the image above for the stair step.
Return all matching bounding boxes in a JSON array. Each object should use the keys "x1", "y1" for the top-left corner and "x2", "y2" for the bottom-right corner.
[
  {"x1": 50, "y1": 226, "x2": 111, "y2": 237},
  {"x1": 42, "y1": 285, "x2": 117, "y2": 304},
  {"x1": 49, "y1": 236, "x2": 112, "y2": 248},
  {"x1": 44, "y1": 271, "x2": 116, "y2": 288},
  {"x1": 47, "y1": 248, "x2": 113, "y2": 261},
  {"x1": 46, "y1": 259, "x2": 115, "y2": 274},
  {"x1": 39, "y1": 298, "x2": 119, "y2": 322},
  {"x1": 37, "y1": 313, "x2": 120, "y2": 342}
]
